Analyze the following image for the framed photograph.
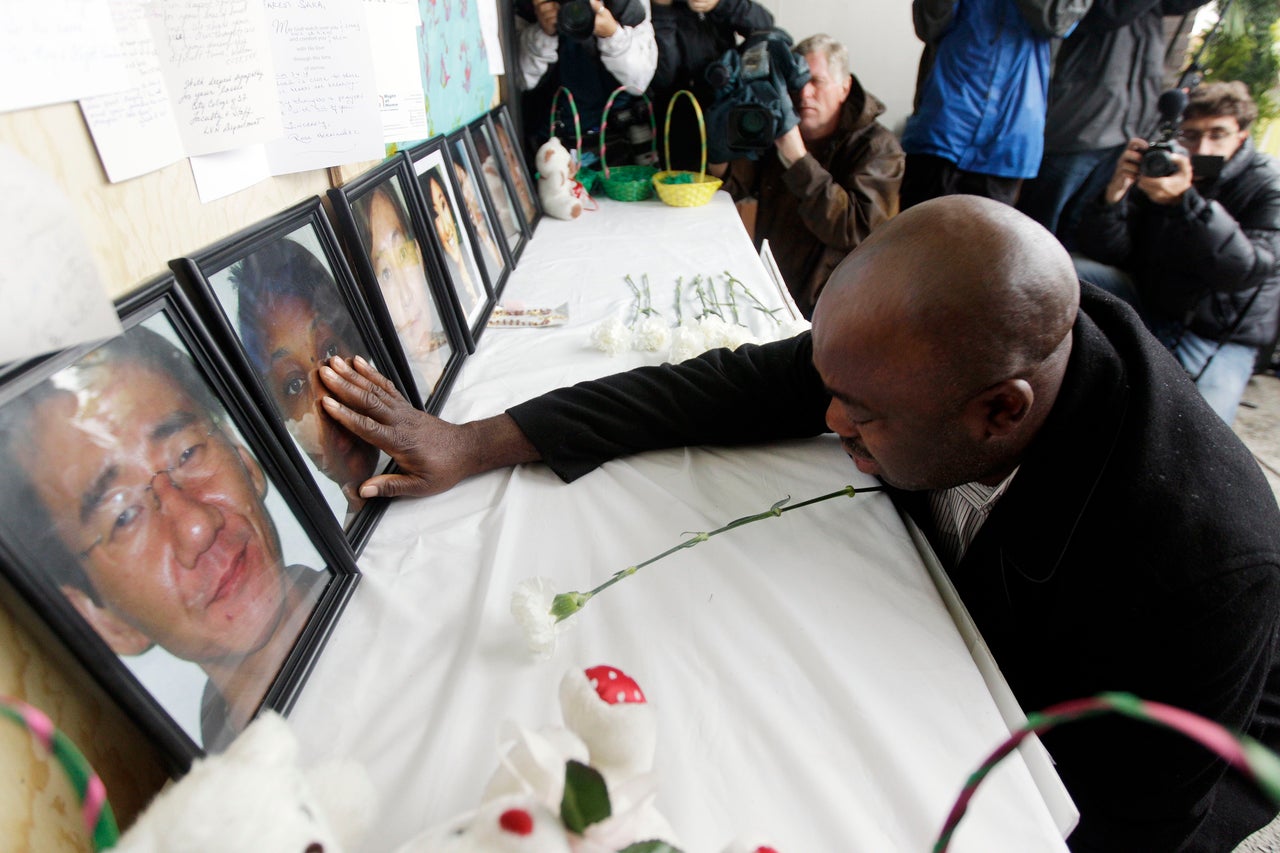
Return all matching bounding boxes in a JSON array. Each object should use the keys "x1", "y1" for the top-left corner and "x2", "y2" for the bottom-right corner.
[
  {"x1": 489, "y1": 106, "x2": 542, "y2": 236},
  {"x1": 406, "y1": 136, "x2": 496, "y2": 342},
  {"x1": 446, "y1": 128, "x2": 511, "y2": 298},
  {"x1": 170, "y1": 197, "x2": 399, "y2": 552},
  {"x1": 327, "y1": 154, "x2": 470, "y2": 413},
  {"x1": 0, "y1": 276, "x2": 360, "y2": 770},
  {"x1": 470, "y1": 115, "x2": 526, "y2": 264}
]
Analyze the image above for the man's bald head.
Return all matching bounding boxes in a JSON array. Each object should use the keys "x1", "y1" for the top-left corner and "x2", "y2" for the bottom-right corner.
[
  {"x1": 817, "y1": 195, "x2": 1079, "y2": 394},
  {"x1": 812, "y1": 196, "x2": 1079, "y2": 490}
]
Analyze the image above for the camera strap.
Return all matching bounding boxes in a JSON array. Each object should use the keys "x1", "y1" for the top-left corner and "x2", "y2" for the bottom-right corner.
[{"x1": 1176, "y1": 279, "x2": 1265, "y2": 383}]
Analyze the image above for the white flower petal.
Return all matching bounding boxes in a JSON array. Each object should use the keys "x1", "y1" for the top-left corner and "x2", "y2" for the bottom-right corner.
[{"x1": 510, "y1": 577, "x2": 563, "y2": 661}]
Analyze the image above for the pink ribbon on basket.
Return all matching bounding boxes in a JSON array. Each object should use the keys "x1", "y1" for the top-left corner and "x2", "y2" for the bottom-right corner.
[{"x1": 1, "y1": 696, "x2": 119, "y2": 850}]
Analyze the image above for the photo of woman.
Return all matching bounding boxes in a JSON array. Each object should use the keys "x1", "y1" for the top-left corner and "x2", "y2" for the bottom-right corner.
[
  {"x1": 414, "y1": 148, "x2": 487, "y2": 331},
  {"x1": 472, "y1": 123, "x2": 523, "y2": 251},
  {"x1": 351, "y1": 178, "x2": 454, "y2": 401},
  {"x1": 451, "y1": 135, "x2": 504, "y2": 286}
]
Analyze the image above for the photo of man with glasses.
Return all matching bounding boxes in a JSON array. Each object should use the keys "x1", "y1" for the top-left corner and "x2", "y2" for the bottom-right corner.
[
  {"x1": 0, "y1": 322, "x2": 327, "y2": 750},
  {"x1": 1073, "y1": 81, "x2": 1280, "y2": 425}
]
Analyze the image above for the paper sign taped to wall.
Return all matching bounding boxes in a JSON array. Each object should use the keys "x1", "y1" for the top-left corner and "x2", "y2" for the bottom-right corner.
[{"x1": 0, "y1": 146, "x2": 122, "y2": 365}]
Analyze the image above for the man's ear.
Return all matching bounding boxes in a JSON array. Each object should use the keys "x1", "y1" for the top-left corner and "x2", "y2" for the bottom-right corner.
[
  {"x1": 969, "y1": 378, "x2": 1034, "y2": 438},
  {"x1": 61, "y1": 585, "x2": 153, "y2": 656}
]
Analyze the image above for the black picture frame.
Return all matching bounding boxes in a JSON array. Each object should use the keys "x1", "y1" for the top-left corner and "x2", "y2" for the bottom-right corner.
[
  {"x1": 470, "y1": 114, "x2": 527, "y2": 265},
  {"x1": 446, "y1": 128, "x2": 512, "y2": 298},
  {"x1": 327, "y1": 154, "x2": 470, "y2": 414},
  {"x1": 489, "y1": 106, "x2": 542, "y2": 236},
  {"x1": 405, "y1": 136, "x2": 497, "y2": 343},
  {"x1": 0, "y1": 275, "x2": 360, "y2": 771},
  {"x1": 169, "y1": 196, "x2": 398, "y2": 552}
]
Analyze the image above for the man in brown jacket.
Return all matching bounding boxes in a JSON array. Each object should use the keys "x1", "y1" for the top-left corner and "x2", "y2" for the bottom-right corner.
[{"x1": 709, "y1": 33, "x2": 904, "y2": 318}]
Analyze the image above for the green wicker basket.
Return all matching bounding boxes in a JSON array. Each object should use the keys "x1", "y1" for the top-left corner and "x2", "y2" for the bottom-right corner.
[{"x1": 599, "y1": 87, "x2": 657, "y2": 202}]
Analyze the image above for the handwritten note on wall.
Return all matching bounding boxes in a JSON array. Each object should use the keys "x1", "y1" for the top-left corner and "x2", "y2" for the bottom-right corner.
[
  {"x1": 147, "y1": 0, "x2": 284, "y2": 157},
  {"x1": 264, "y1": 0, "x2": 384, "y2": 175},
  {"x1": 80, "y1": 0, "x2": 186, "y2": 183},
  {"x1": 0, "y1": 0, "x2": 130, "y2": 113}
]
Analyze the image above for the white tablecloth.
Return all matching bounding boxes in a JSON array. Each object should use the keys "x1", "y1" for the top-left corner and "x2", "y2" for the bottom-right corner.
[{"x1": 289, "y1": 194, "x2": 1073, "y2": 852}]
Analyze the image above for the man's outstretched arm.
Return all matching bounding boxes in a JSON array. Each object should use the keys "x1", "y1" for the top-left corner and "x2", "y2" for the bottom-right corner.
[{"x1": 319, "y1": 355, "x2": 540, "y2": 499}]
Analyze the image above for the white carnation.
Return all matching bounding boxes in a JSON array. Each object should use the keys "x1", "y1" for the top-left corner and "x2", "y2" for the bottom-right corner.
[
  {"x1": 510, "y1": 577, "x2": 564, "y2": 661},
  {"x1": 695, "y1": 315, "x2": 734, "y2": 349},
  {"x1": 631, "y1": 316, "x2": 670, "y2": 352},
  {"x1": 589, "y1": 315, "x2": 633, "y2": 356},
  {"x1": 698, "y1": 315, "x2": 756, "y2": 351},
  {"x1": 668, "y1": 325, "x2": 705, "y2": 363}
]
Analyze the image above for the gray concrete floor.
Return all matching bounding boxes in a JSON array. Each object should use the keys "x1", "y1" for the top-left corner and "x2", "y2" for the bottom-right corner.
[{"x1": 1230, "y1": 374, "x2": 1280, "y2": 853}]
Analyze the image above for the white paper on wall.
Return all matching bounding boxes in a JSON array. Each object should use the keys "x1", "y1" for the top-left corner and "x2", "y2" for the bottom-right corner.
[
  {"x1": 79, "y1": 0, "x2": 186, "y2": 184},
  {"x1": 146, "y1": 0, "x2": 284, "y2": 157},
  {"x1": 263, "y1": 0, "x2": 385, "y2": 175},
  {"x1": 0, "y1": 146, "x2": 122, "y2": 365},
  {"x1": 476, "y1": 0, "x2": 505, "y2": 75},
  {"x1": 188, "y1": 144, "x2": 272, "y2": 203},
  {"x1": 0, "y1": 0, "x2": 131, "y2": 113},
  {"x1": 363, "y1": 0, "x2": 429, "y2": 143}
]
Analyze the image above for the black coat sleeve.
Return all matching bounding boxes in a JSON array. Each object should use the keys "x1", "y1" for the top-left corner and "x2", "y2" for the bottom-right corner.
[
  {"x1": 708, "y1": 0, "x2": 775, "y2": 38},
  {"x1": 507, "y1": 333, "x2": 831, "y2": 482}
]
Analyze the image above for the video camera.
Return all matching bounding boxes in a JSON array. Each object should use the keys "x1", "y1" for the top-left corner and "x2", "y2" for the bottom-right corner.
[
  {"x1": 703, "y1": 29, "x2": 811, "y2": 161},
  {"x1": 1140, "y1": 89, "x2": 1189, "y2": 178},
  {"x1": 557, "y1": 0, "x2": 647, "y2": 43}
]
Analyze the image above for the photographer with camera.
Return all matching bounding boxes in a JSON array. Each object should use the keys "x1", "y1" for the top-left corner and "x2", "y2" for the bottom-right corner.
[
  {"x1": 706, "y1": 33, "x2": 904, "y2": 319},
  {"x1": 1074, "y1": 81, "x2": 1280, "y2": 425},
  {"x1": 649, "y1": 0, "x2": 775, "y2": 172},
  {"x1": 515, "y1": 0, "x2": 657, "y2": 162}
]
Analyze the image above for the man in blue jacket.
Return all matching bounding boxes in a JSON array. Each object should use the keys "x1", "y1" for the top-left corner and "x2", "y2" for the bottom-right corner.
[{"x1": 900, "y1": 0, "x2": 1091, "y2": 209}]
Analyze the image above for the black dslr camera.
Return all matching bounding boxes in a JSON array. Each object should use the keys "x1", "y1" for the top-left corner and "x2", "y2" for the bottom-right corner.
[
  {"x1": 703, "y1": 29, "x2": 811, "y2": 161},
  {"x1": 557, "y1": 0, "x2": 647, "y2": 42},
  {"x1": 1140, "y1": 89, "x2": 1189, "y2": 178}
]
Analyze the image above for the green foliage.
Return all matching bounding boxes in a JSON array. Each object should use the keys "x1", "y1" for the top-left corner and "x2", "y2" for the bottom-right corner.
[
  {"x1": 560, "y1": 759, "x2": 612, "y2": 833},
  {"x1": 1195, "y1": 0, "x2": 1280, "y2": 122},
  {"x1": 618, "y1": 843, "x2": 685, "y2": 853}
]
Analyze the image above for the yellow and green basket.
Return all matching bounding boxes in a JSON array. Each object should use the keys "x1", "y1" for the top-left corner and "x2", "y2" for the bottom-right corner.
[{"x1": 653, "y1": 89, "x2": 722, "y2": 208}]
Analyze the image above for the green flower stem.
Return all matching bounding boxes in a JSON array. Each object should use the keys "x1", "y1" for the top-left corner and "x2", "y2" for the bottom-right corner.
[
  {"x1": 550, "y1": 484, "x2": 886, "y2": 622},
  {"x1": 724, "y1": 274, "x2": 740, "y2": 324},
  {"x1": 725, "y1": 270, "x2": 783, "y2": 326},
  {"x1": 674, "y1": 278, "x2": 684, "y2": 325}
]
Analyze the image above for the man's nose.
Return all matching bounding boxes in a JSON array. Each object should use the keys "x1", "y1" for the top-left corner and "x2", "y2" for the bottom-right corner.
[
  {"x1": 151, "y1": 473, "x2": 223, "y2": 568},
  {"x1": 825, "y1": 398, "x2": 856, "y2": 437}
]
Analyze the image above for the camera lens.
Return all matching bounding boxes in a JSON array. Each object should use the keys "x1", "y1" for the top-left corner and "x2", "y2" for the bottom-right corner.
[
  {"x1": 1140, "y1": 147, "x2": 1177, "y2": 178},
  {"x1": 557, "y1": 0, "x2": 596, "y2": 41}
]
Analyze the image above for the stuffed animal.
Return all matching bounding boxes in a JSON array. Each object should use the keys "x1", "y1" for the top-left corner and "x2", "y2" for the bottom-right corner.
[
  {"x1": 398, "y1": 665, "x2": 781, "y2": 853},
  {"x1": 536, "y1": 138, "x2": 584, "y2": 221},
  {"x1": 114, "y1": 712, "x2": 376, "y2": 853}
]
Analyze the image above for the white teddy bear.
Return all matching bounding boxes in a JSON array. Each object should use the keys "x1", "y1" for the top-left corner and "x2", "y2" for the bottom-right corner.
[
  {"x1": 398, "y1": 665, "x2": 782, "y2": 853},
  {"x1": 536, "y1": 137, "x2": 584, "y2": 221},
  {"x1": 114, "y1": 712, "x2": 376, "y2": 853}
]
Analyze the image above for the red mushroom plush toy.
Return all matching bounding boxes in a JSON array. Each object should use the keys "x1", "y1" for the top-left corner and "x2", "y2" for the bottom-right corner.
[{"x1": 400, "y1": 665, "x2": 783, "y2": 853}]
